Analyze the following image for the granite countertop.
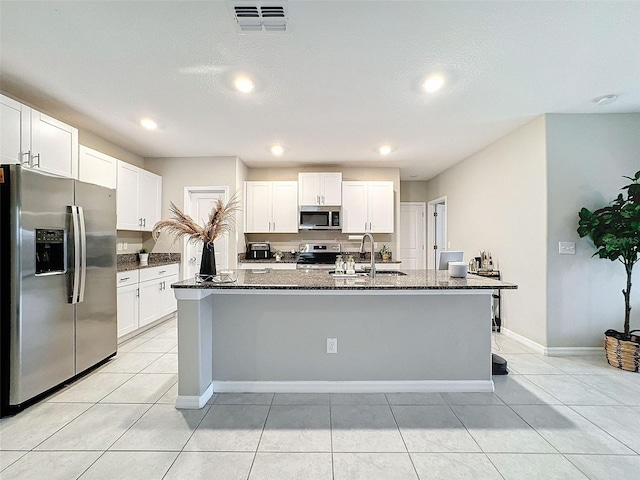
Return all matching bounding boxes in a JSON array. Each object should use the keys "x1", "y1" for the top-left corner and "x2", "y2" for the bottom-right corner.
[
  {"x1": 117, "y1": 253, "x2": 181, "y2": 272},
  {"x1": 172, "y1": 269, "x2": 517, "y2": 291},
  {"x1": 237, "y1": 252, "x2": 401, "y2": 265}
]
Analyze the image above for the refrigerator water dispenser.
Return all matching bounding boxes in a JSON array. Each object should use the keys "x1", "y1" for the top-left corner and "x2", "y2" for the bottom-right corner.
[{"x1": 35, "y1": 229, "x2": 66, "y2": 275}]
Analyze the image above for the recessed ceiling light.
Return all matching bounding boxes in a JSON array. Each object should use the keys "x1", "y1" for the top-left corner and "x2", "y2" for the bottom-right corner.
[
  {"x1": 379, "y1": 145, "x2": 392, "y2": 155},
  {"x1": 423, "y1": 75, "x2": 444, "y2": 93},
  {"x1": 234, "y1": 77, "x2": 255, "y2": 93},
  {"x1": 592, "y1": 94, "x2": 618, "y2": 106},
  {"x1": 271, "y1": 145, "x2": 284, "y2": 156},
  {"x1": 140, "y1": 118, "x2": 157, "y2": 130}
]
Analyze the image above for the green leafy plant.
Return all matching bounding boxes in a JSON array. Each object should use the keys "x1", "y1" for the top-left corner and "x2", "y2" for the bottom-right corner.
[
  {"x1": 379, "y1": 245, "x2": 391, "y2": 256},
  {"x1": 577, "y1": 170, "x2": 640, "y2": 338}
]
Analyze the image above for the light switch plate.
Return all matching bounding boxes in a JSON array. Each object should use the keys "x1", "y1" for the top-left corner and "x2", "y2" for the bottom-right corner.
[
  {"x1": 559, "y1": 241, "x2": 576, "y2": 255},
  {"x1": 327, "y1": 337, "x2": 338, "y2": 354}
]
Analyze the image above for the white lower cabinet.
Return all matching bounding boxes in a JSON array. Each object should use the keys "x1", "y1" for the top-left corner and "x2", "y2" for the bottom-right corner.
[
  {"x1": 116, "y1": 264, "x2": 179, "y2": 338},
  {"x1": 116, "y1": 270, "x2": 140, "y2": 338},
  {"x1": 138, "y1": 264, "x2": 180, "y2": 328}
]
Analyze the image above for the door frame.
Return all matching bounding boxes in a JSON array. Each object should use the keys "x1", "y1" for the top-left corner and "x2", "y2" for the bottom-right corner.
[
  {"x1": 427, "y1": 195, "x2": 447, "y2": 270},
  {"x1": 183, "y1": 186, "x2": 229, "y2": 280},
  {"x1": 399, "y1": 202, "x2": 426, "y2": 269}
]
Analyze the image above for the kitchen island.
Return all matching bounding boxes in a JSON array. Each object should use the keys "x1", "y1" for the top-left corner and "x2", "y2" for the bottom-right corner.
[{"x1": 172, "y1": 269, "x2": 517, "y2": 408}]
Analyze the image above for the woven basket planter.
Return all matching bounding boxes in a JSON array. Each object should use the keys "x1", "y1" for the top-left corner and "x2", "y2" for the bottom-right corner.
[{"x1": 604, "y1": 329, "x2": 640, "y2": 372}]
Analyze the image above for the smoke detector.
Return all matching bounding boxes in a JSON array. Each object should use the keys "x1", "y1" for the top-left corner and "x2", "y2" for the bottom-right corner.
[{"x1": 231, "y1": 2, "x2": 288, "y2": 32}]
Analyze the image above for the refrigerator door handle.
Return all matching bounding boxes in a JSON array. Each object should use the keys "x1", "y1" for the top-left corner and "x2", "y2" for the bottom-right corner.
[
  {"x1": 77, "y1": 206, "x2": 87, "y2": 303},
  {"x1": 70, "y1": 206, "x2": 81, "y2": 304}
]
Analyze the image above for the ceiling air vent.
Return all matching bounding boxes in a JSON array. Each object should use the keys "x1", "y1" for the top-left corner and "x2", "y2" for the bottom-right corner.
[{"x1": 232, "y1": 3, "x2": 287, "y2": 32}]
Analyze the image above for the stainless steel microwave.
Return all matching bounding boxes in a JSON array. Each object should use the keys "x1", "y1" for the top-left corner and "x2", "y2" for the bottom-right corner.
[{"x1": 299, "y1": 209, "x2": 341, "y2": 230}]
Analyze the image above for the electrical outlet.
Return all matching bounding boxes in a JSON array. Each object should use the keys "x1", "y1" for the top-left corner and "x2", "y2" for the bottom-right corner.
[
  {"x1": 326, "y1": 337, "x2": 337, "y2": 354},
  {"x1": 559, "y1": 242, "x2": 576, "y2": 255},
  {"x1": 123, "y1": 242, "x2": 128, "y2": 251},
  {"x1": 117, "y1": 242, "x2": 123, "y2": 251}
]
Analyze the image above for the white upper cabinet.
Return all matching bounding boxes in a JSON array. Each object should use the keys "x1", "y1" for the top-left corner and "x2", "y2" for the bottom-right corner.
[
  {"x1": 30, "y1": 111, "x2": 79, "y2": 178},
  {"x1": 245, "y1": 181, "x2": 298, "y2": 233},
  {"x1": 78, "y1": 145, "x2": 117, "y2": 189},
  {"x1": 0, "y1": 94, "x2": 78, "y2": 178},
  {"x1": 116, "y1": 160, "x2": 162, "y2": 231},
  {"x1": 298, "y1": 172, "x2": 342, "y2": 206},
  {"x1": 342, "y1": 181, "x2": 394, "y2": 233},
  {"x1": 138, "y1": 169, "x2": 162, "y2": 231},
  {"x1": 0, "y1": 94, "x2": 29, "y2": 165}
]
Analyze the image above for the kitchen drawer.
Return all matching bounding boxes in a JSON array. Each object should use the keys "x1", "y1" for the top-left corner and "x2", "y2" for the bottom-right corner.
[
  {"x1": 139, "y1": 263, "x2": 179, "y2": 282},
  {"x1": 117, "y1": 270, "x2": 139, "y2": 287}
]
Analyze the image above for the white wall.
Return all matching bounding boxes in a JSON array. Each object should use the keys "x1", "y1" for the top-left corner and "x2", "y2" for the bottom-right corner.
[
  {"x1": 546, "y1": 114, "x2": 640, "y2": 347},
  {"x1": 425, "y1": 116, "x2": 548, "y2": 345}
]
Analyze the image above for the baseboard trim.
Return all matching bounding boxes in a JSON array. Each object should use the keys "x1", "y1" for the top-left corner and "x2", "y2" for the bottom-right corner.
[
  {"x1": 544, "y1": 346, "x2": 603, "y2": 357},
  {"x1": 501, "y1": 328, "x2": 603, "y2": 357},
  {"x1": 210, "y1": 380, "x2": 495, "y2": 393},
  {"x1": 175, "y1": 383, "x2": 213, "y2": 409},
  {"x1": 501, "y1": 328, "x2": 546, "y2": 354}
]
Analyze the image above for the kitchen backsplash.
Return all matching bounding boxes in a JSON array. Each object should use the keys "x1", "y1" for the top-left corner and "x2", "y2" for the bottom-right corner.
[{"x1": 117, "y1": 252, "x2": 181, "y2": 269}]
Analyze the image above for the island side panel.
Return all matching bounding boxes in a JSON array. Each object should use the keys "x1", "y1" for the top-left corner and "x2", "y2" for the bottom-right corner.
[
  {"x1": 176, "y1": 296, "x2": 214, "y2": 407},
  {"x1": 210, "y1": 292, "x2": 492, "y2": 384}
]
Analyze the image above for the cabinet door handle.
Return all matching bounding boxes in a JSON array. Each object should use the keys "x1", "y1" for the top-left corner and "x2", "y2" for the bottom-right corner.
[
  {"x1": 321, "y1": 195, "x2": 325, "y2": 205},
  {"x1": 143, "y1": 218, "x2": 146, "y2": 228},
  {"x1": 159, "y1": 270, "x2": 166, "y2": 275},
  {"x1": 119, "y1": 276, "x2": 130, "y2": 282},
  {"x1": 272, "y1": 221, "x2": 275, "y2": 231},
  {"x1": 136, "y1": 288, "x2": 139, "y2": 298},
  {"x1": 138, "y1": 218, "x2": 143, "y2": 227},
  {"x1": 32, "y1": 154, "x2": 40, "y2": 168},
  {"x1": 21, "y1": 151, "x2": 31, "y2": 166}
]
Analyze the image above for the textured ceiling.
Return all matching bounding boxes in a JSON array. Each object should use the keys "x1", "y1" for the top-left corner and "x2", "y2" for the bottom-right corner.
[{"x1": 1, "y1": 1, "x2": 638, "y2": 180}]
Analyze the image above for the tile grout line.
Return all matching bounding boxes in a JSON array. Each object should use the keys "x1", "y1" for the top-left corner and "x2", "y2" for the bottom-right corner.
[
  {"x1": 246, "y1": 393, "x2": 275, "y2": 480},
  {"x1": 385, "y1": 393, "x2": 420, "y2": 480}
]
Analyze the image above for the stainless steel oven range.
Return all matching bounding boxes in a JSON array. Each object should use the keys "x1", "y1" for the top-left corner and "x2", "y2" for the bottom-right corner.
[{"x1": 296, "y1": 243, "x2": 342, "y2": 269}]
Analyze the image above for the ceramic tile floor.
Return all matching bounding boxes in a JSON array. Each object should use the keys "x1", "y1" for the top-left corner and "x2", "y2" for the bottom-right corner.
[{"x1": 1, "y1": 318, "x2": 639, "y2": 479}]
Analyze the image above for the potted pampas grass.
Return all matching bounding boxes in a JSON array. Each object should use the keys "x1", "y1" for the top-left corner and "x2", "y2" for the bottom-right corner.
[{"x1": 152, "y1": 194, "x2": 240, "y2": 281}]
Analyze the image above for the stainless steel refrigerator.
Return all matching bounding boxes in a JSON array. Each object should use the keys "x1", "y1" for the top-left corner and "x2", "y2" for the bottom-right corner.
[{"x1": 1, "y1": 164, "x2": 117, "y2": 416}]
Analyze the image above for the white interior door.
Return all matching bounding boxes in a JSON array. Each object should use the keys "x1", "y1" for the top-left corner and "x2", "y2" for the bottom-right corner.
[
  {"x1": 400, "y1": 202, "x2": 426, "y2": 269},
  {"x1": 427, "y1": 196, "x2": 447, "y2": 269},
  {"x1": 184, "y1": 187, "x2": 229, "y2": 280}
]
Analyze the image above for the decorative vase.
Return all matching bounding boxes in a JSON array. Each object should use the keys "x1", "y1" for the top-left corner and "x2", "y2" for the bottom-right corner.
[
  {"x1": 138, "y1": 253, "x2": 149, "y2": 266},
  {"x1": 199, "y1": 242, "x2": 216, "y2": 280},
  {"x1": 382, "y1": 253, "x2": 390, "y2": 261}
]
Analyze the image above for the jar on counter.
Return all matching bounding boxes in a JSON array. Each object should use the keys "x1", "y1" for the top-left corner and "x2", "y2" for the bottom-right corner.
[
  {"x1": 335, "y1": 255, "x2": 344, "y2": 273},
  {"x1": 346, "y1": 255, "x2": 356, "y2": 274}
]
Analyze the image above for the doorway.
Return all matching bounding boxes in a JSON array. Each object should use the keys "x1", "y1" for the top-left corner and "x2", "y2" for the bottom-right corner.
[
  {"x1": 427, "y1": 196, "x2": 447, "y2": 269},
  {"x1": 183, "y1": 186, "x2": 229, "y2": 280},
  {"x1": 399, "y1": 202, "x2": 426, "y2": 269}
]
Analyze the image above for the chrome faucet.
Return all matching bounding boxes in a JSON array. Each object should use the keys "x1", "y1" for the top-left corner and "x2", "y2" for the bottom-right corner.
[{"x1": 359, "y1": 233, "x2": 376, "y2": 278}]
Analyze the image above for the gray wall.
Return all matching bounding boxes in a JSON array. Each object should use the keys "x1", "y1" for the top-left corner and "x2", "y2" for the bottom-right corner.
[
  {"x1": 246, "y1": 166, "x2": 401, "y2": 255},
  {"x1": 143, "y1": 156, "x2": 243, "y2": 263},
  {"x1": 425, "y1": 113, "x2": 640, "y2": 349},
  {"x1": 545, "y1": 114, "x2": 640, "y2": 347},
  {"x1": 425, "y1": 116, "x2": 548, "y2": 345},
  {"x1": 400, "y1": 181, "x2": 429, "y2": 202}
]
